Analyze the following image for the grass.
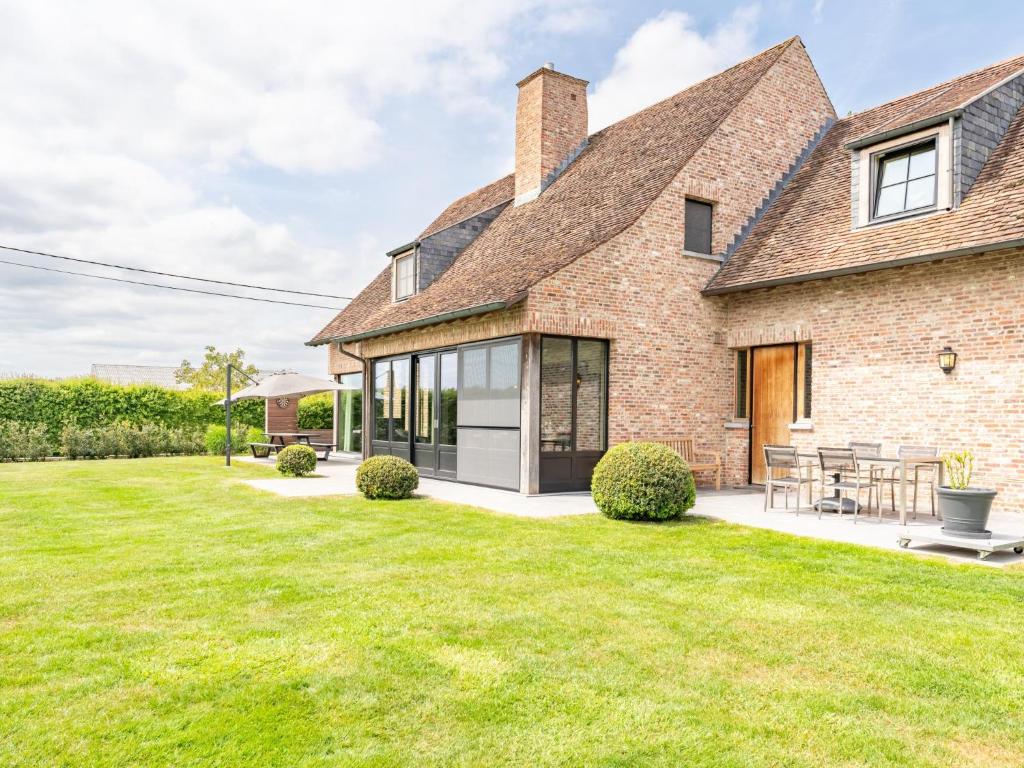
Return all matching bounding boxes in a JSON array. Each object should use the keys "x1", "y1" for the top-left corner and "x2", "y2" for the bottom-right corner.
[{"x1": 1, "y1": 457, "x2": 1023, "y2": 767}]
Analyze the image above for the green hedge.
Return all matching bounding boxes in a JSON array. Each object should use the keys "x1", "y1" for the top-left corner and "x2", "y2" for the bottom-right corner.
[
  {"x1": 0, "y1": 378, "x2": 264, "y2": 444},
  {"x1": 297, "y1": 392, "x2": 332, "y2": 430},
  {"x1": 0, "y1": 422, "x2": 52, "y2": 461},
  {"x1": 204, "y1": 424, "x2": 266, "y2": 456},
  {"x1": 61, "y1": 423, "x2": 207, "y2": 459}
]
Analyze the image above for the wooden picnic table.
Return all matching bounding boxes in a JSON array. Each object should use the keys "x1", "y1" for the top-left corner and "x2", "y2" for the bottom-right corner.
[
  {"x1": 265, "y1": 432, "x2": 314, "y2": 446},
  {"x1": 798, "y1": 452, "x2": 944, "y2": 525}
]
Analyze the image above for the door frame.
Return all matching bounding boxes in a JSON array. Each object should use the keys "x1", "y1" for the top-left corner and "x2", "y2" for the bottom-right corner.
[
  {"x1": 370, "y1": 353, "x2": 413, "y2": 462},
  {"x1": 412, "y1": 349, "x2": 457, "y2": 479},
  {"x1": 748, "y1": 343, "x2": 800, "y2": 485},
  {"x1": 538, "y1": 335, "x2": 609, "y2": 493}
]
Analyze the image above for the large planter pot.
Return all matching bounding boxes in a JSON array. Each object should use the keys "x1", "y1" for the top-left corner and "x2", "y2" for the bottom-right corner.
[{"x1": 937, "y1": 486, "x2": 997, "y2": 539}]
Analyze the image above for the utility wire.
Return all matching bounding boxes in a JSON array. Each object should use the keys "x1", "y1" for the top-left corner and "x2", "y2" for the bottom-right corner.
[
  {"x1": 0, "y1": 258, "x2": 344, "y2": 310},
  {"x1": 0, "y1": 243, "x2": 353, "y2": 300}
]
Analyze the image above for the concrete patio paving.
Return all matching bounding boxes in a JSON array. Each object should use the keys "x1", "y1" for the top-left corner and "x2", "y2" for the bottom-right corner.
[{"x1": 238, "y1": 455, "x2": 1024, "y2": 566}]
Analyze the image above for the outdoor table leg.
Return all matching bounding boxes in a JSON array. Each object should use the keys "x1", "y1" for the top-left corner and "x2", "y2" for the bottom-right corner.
[{"x1": 899, "y1": 459, "x2": 908, "y2": 526}]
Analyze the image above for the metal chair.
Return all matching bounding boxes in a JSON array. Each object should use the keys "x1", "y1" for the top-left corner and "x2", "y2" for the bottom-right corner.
[
  {"x1": 848, "y1": 441, "x2": 882, "y2": 458},
  {"x1": 846, "y1": 441, "x2": 884, "y2": 509},
  {"x1": 763, "y1": 445, "x2": 814, "y2": 514},
  {"x1": 817, "y1": 447, "x2": 884, "y2": 522},
  {"x1": 879, "y1": 445, "x2": 939, "y2": 519}
]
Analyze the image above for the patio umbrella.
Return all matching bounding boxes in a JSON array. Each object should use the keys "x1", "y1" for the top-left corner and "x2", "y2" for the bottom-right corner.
[
  {"x1": 219, "y1": 372, "x2": 347, "y2": 403},
  {"x1": 221, "y1": 370, "x2": 350, "y2": 467}
]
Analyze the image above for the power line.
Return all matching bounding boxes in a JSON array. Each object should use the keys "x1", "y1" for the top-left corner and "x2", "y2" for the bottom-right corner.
[
  {"x1": 0, "y1": 258, "x2": 345, "y2": 310},
  {"x1": 0, "y1": 243, "x2": 353, "y2": 300}
]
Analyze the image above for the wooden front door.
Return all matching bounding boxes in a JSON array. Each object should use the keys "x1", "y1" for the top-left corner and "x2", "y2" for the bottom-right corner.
[{"x1": 750, "y1": 345, "x2": 795, "y2": 484}]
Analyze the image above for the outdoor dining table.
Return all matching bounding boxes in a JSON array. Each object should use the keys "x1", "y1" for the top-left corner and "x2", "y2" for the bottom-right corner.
[
  {"x1": 797, "y1": 453, "x2": 944, "y2": 525},
  {"x1": 265, "y1": 432, "x2": 314, "y2": 446}
]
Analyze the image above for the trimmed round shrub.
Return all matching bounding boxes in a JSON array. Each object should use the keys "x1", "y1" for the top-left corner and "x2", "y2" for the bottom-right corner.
[
  {"x1": 356, "y1": 455, "x2": 419, "y2": 500},
  {"x1": 276, "y1": 444, "x2": 318, "y2": 477},
  {"x1": 591, "y1": 442, "x2": 696, "y2": 521}
]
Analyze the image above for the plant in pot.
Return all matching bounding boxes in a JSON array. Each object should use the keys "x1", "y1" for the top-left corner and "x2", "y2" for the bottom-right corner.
[{"x1": 937, "y1": 450, "x2": 997, "y2": 539}]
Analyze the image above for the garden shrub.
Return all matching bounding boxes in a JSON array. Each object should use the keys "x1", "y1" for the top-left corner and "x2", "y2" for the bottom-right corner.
[
  {"x1": 0, "y1": 421, "x2": 52, "y2": 461},
  {"x1": 591, "y1": 442, "x2": 696, "y2": 521},
  {"x1": 297, "y1": 392, "x2": 333, "y2": 430},
  {"x1": 276, "y1": 444, "x2": 317, "y2": 477},
  {"x1": 204, "y1": 424, "x2": 264, "y2": 455},
  {"x1": 59, "y1": 423, "x2": 205, "y2": 459},
  {"x1": 0, "y1": 377, "x2": 264, "y2": 445},
  {"x1": 356, "y1": 455, "x2": 419, "y2": 499}
]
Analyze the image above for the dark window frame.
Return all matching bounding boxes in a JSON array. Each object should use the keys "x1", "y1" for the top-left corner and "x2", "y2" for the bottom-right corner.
[
  {"x1": 870, "y1": 138, "x2": 938, "y2": 222},
  {"x1": 735, "y1": 349, "x2": 748, "y2": 419},
  {"x1": 684, "y1": 198, "x2": 714, "y2": 255},
  {"x1": 539, "y1": 335, "x2": 609, "y2": 455}
]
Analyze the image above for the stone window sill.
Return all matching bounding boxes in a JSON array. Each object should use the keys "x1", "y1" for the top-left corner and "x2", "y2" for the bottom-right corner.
[
  {"x1": 789, "y1": 419, "x2": 814, "y2": 431},
  {"x1": 682, "y1": 249, "x2": 724, "y2": 263},
  {"x1": 725, "y1": 419, "x2": 749, "y2": 430}
]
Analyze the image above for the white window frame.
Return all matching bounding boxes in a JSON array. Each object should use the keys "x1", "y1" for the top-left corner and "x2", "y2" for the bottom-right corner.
[
  {"x1": 856, "y1": 123, "x2": 952, "y2": 228},
  {"x1": 393, "y1": 250, "x2": 416, "y2": 301}
]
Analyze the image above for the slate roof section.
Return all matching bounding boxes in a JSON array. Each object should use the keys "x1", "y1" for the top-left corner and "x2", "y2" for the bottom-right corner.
[
  {"x1": 310, "y1": 37, "x2": 799, "y2": 345},
  {"x1": 418, "y1": 174, "x2": 514, "y2": 239},
  {"x1": 847, "y1": 54, "x2": 1024, "y2": 148},
  {"x1": 706, "y1": 53, "x2": 1024, "y2": 294}
]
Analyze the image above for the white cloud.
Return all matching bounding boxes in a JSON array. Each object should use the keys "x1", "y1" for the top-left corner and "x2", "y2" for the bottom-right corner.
[
  {"x1": 0, "y1": 0, "x2": 596, "y2": 377},
  {"x1": 812, "y1": 0, "x2": 825, "y2": 23},
  {"x1": 588, "y1": 6, "x2": 760, "y2": 131}
]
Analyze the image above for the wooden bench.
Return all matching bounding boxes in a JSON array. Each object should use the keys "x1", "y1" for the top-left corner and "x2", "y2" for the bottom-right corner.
[
  {"x1": 306, "y1": 442, "x2": 334, "y2": 461},
  {"x1": 647, "y1": 437, "x2": 722, "y2": 490},
  {"x1": 248, "y1": 442, "x2": 282, "y2": 458}
]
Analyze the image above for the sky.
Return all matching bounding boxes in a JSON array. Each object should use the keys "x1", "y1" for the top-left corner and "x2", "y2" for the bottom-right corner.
[{"x1": 2, "y1": 0, "x2": 1023, "y2": 378}]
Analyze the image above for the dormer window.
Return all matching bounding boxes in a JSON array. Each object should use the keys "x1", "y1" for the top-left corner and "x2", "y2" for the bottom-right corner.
[
  {"x1": 394, "y1": 250, "x2": 416, "y2": 300},
  {"x1": 853, "y1": 123, "x2": 951, "y2": 228},
  {"x1": 873, "y1": 140, "x2": 937, "y2": 219}
]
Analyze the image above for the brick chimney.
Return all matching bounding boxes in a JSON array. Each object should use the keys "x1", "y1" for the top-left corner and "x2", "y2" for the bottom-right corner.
[{"x1": 514, "y1": 62, "x2": 589, "y2": 205}]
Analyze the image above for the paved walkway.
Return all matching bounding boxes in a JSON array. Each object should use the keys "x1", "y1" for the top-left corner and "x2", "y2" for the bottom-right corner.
[
  {"x1": 239, "y1": 455, "x2": 1024, "y2": 565},
  {"x1": 239, "y1": 455, "x2": 596, "y2": 518}
]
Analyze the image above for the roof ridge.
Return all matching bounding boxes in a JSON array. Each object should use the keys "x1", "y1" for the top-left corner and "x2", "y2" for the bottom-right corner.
[
  {"x1": 510, "y1": 36, "x2": 801, "y2": 289},
  {"x1": 588, "y1": 36, "x2": 797, "y2": 140},
  {"x1": 839, "y1": 50, "x2": 1024, "y2": 126},
  {"x1": 418, "y1": 173, "x2": 514, "y2": 239}
]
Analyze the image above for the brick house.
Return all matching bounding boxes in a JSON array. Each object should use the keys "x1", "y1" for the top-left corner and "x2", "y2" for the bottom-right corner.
[{"x1": 310, "y1": 37, "x2": 1024, "y2": 508}]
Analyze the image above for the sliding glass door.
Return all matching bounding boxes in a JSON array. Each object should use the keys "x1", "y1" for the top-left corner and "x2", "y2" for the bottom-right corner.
[
  {"x1": 539, "y1": 337, "x2": 608, "y2": 492},
  {"x1": 413, "y1": 351, "x2": 457, "y2": 478},
  {"x1": 372, "y1": 356, "x2": 411, "y2": 462}
]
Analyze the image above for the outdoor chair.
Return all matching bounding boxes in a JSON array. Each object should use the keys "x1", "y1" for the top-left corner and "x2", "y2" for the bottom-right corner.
[
  {"x1": 762, "y1": 445, "x2": 814, "y2": 514},
  {"x1": 817, "y1": 447, "x2": 884, "y2": 522},
  {"x1": 878, "y1": 445, "x2": 939, "y2": 519},
  {"x1": 845, "y1": 440, "x2": 883, "y2": 493}
]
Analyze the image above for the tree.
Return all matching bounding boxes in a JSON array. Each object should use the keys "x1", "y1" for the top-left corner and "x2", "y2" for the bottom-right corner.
[{"x1": 176, "y1": 346, "x2": 259, "y2": 392}]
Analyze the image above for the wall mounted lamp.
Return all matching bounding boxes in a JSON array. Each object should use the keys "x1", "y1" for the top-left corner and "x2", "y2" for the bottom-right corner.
[{"x1": 938, "y1": 346, "x2": 958, "y2": 374}]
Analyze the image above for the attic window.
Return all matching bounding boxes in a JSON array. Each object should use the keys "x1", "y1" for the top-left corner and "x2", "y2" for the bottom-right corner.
[
  {"x1": 394, "y1": 251, "x2": 416, "y2": 300},
  {"x1": 872, "y1": 140, "x2": 937, "y2": 219}
]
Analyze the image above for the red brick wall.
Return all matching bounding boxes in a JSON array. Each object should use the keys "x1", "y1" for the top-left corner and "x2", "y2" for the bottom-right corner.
[
  {"x1": 515, "y1": 68, "x2": 588, "y2": 201},
  {"x1": 720, "y1": 247, "x2": 1024, "y2": 510},
  {"x1": 525, "y1": 41, "x2": 834, "y2": 473}
]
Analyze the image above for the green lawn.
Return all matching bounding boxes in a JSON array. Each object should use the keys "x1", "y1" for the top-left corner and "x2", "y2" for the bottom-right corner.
[{"x1": 1, "y1": 458, "x2": 1023, "y2": 767}]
